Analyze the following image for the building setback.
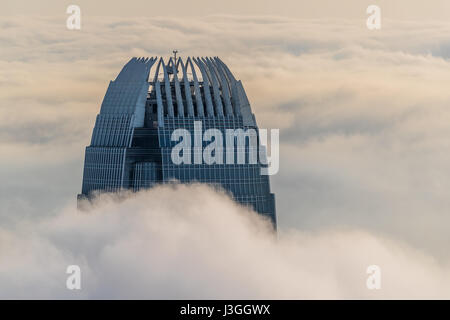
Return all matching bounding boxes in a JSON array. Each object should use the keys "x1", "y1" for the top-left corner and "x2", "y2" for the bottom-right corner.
[{"x1": 78, "y1": 56, "x2": 276, "y2": 227}]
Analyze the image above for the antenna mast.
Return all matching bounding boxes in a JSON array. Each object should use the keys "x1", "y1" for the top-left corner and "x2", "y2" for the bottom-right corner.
[{"x1": 173, "y1": 50, "x2": 178, "y2": 63}]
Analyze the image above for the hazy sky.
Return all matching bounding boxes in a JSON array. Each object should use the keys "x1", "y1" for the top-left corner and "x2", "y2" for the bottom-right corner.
[
  {"x1": 3, "y1": 0, "x2": 450, "y2": 20},
  {"x1": 1, "y1": 1, "x2": 450, "y2": 298}
]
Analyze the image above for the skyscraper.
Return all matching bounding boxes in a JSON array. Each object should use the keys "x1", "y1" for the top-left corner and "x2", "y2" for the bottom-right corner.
[{"x1": 78, "y1": 56, "x2": 276, "y2": 227}]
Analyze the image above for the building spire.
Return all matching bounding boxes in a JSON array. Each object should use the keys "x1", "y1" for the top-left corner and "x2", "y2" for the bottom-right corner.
[{"x1": 173, "y1": 50, "x2": 178, "y2": 63}]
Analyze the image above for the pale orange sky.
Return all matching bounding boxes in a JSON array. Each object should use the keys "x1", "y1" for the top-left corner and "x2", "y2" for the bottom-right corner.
[
  {"x1": 3, "y1": 0, "x2": 450, "y2": 20},
  {"x1": 2, "y1": 1, "x2": 450, "y2": 298},
  {"x1": 2, "y1": 13, "x2": 450, "y2": 256}
]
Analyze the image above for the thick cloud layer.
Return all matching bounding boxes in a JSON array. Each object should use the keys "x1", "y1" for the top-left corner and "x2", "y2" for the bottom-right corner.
[
  {"x1": 2, "y1": 15, "x2": 450, "y2": 256},
  {"x1": 0, "y1": 184, "x2": 449, "y2": 299}
]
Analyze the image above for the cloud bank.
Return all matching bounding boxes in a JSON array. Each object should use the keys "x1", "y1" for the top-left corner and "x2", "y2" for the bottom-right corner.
[
  {"x1": 2, "y1": 15, "x2": 450, "y2": 257},
  {"x1": 2, "y1": 14, "x2": 450, "y2": 297},
  {"x1": 0, "y1": 184, "x2": 449, "y2": 299}
]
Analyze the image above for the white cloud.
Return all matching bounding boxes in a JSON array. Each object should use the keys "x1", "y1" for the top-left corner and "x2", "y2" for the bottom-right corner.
[
  {"x1": 2, "y1": 15, "x2": 450, "y2": 297},
  {"x1": 0, "y1": 184, "x2": 449, "y2": 299}
]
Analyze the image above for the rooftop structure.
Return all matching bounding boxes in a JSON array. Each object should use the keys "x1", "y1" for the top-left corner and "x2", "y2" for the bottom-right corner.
[{"x1": 78, "y1": 56, "x2": 277, "y2": 227}]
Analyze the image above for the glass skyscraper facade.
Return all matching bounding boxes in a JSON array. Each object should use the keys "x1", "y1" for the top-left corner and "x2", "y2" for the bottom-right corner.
[{"x1": 78, "y1": 56, "x2": 276, "y2": 227}]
